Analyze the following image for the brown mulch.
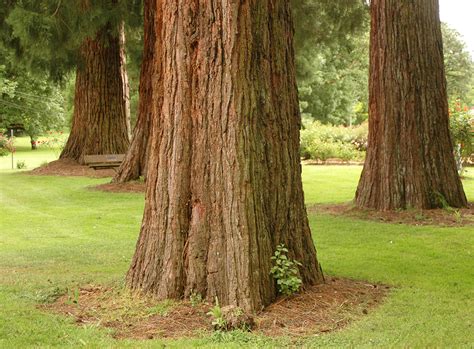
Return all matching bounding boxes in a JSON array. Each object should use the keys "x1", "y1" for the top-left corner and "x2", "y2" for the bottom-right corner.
[
  {"x1": 310, "y1": 203, "x2": 474, "y2": 227},
  {"x1": 28, "y1": 159, "x2": 115, "y2": 178},
  {"x1": 93, "y1": 181, "x2": 146, "y2": 193},
  {"x1": 257, "y1": 277, "x2": 387, "y2": 337},
  {"x1": 42, "y1": 277, "x2": 388, "y2": 340}
]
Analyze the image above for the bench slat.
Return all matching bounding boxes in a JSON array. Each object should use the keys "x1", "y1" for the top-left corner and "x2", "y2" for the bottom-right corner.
[
  {"x1": 84, "y1": 154, "x2": 125, "y2": 170},
  {"x1": 84, "y1": 154, "x2": 125, "y2": 164}
]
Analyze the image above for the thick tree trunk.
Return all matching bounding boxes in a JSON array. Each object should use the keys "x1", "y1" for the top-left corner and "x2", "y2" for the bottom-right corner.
[
  {"x1": 127, "y1": 1, "x2": 324, "y2": 312},
  {"x1": 112, "y1": 0, "x2": 156, "y2": 183},
  {"x1": 355, "y1": 0, "x2": 467, "y2": 210},
  {"x1": 60, "y1": 25, "x2": 130, "y2": 164}
]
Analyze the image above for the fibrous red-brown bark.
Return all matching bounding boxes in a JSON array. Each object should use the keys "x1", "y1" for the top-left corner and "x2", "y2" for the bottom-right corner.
[
  {"x1": 60, "y1": 25, "x2": 130, "y2": 164},
  {"x1": 112, "y1": 0, "x2": 156, "y2": 183},
  {"x1": 127, "y1": 1, "x2": 324, "y2": 312},
  {"x1": 355, "y1": 0, "x2": 467, "y2": 210}
]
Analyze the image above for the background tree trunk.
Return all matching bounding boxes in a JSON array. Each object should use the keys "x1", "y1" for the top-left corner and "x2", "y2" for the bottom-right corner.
[
  {"x1": 30, "y1": 137, "x2": 37, "y2": 150},
  {"x1": 355, "y1": 0, "x2": 467, "y2": 210},
  {"x1": 60, "y1": 25, "x2": 130, "y2": 164},
  {"x1": 127, "y1": 1, "x2": 324, "y2": 312},
  {"x1": 112, "y1": 0, "x2": 156, "y2": 183},
  {"x1": 119, "y1": 23, "x2": 132, "y2": 141}
]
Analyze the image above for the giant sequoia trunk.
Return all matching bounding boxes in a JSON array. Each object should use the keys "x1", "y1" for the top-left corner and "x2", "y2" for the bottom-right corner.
[
  {"x1": 127, "y1": 1, "x2": 324, "y2": 312},
  {"x1": 112, "y1": 0, "x2": 156, "y2": 183},
  {"x1": 355, "y1": 0, "x2": 467, "y2": 210},
  {"x1": 60, "y1": 25, "x2": 130, "y2": 164}
]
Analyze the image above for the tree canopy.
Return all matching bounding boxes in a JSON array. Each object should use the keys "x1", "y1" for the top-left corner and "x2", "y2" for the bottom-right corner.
[
  {"x1": 5, "y1": 0, "x2": 142, "y2": 80},
  {"x1": 0, "y1": 25, "x2": 65, "y2": 141},
  {"x1": 293, "y1": 0, "x2": 370, "y2": 126},
  {"x1": 442, "y1": 23, "x2": 474, "y2": 104}
]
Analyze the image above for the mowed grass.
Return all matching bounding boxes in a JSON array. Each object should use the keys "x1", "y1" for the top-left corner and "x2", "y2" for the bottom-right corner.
[
  {"x1": 0, "y1": 145, "x2": 473, "y2": 348},
  {"x1": 0, "y1": 136, "x2": 62, "y2": 171}
]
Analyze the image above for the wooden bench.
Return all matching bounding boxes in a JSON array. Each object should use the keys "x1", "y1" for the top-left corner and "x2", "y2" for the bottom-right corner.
[{"x1": 84, "y1": 154, "x2": 125, "y2": 170}]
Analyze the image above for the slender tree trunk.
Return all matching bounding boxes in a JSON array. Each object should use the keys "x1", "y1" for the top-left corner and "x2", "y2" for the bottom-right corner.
[
  {"x1": 30, "y1": 137, "x2": 37, "y2": 150},
  {"x1": 60, "y1": 25, "x2": 130, "y2": 164},
  {"x1": 127, "y1": 1, "x2": 324, "y2": 312},
  {"x1": 112, "y1": 0, "x2": 156, "y2": 183},
  {"x1": 119, "y1": 23, "x2": 132, "y2": 141},
  {"x1": 355, "y1": 0, "x2": 467, "y2": 210}
]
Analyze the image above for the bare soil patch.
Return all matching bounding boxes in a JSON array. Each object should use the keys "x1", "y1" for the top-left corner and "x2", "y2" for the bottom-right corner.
[
  {"x1": 29, "y1": 159, "x2": 115, "y2": 178},
  {"x1": 93, "y1": 181, "x2": 146, "y2": 193},
  {"x1": 43, "y1": 277, "x2": 388, "y2": 340},
  {"x1": 311, "y1": 203, "x2": 474, "y2": 227}
]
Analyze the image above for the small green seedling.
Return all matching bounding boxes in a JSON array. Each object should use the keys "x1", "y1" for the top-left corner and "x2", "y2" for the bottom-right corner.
[{"x1": 270, "y1": 244, "x2": 303, "y2": 296}]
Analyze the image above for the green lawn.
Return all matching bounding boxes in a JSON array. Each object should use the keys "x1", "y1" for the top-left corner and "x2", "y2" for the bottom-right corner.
[
  {"x1": 0, "y1": 144, "x2": 473, "y2": 348},
  {"x1": 0, "y1": 136, "x2": 62, "y2": 171}
]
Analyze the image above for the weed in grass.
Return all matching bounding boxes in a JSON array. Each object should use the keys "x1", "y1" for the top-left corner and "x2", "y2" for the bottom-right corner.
[
  {"x1": 453, "y1": 209, "x2": 462, "y2": 223},
  {"x1": 414, "y1": 213, "x2": 425, "y2": 221},
  {"x1": 207, "y1": 297, "x2": 226, "y2": 331},
  {"x1": 27, "y1": 286, "x2": 66, "y2": 304},
  {"x1": 146, "y1": 299, "x2": 175, "y2": 316},
  {"x1": 16, "y1": 160, "x2": 27, "y2": 169},
  {"x1": 66, "y1": 287, "x2": 80, "y2": 305},
  {"x1": 189, "y1": 290, "x2": 203, "y2": 307}
]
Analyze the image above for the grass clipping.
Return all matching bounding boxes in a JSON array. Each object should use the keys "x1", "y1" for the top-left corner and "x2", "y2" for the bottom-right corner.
[{"x1": 42, "y1": 277, "x2": 388, "y2": 340}]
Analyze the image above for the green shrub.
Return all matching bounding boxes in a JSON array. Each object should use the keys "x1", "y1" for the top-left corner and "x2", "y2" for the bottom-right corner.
[{"x1": 300, "y1": 121, "x2": 367, "y2": 162}]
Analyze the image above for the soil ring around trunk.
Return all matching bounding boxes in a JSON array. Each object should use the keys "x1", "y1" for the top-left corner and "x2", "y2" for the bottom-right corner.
[
  {"x1": 27, "y1": 161, "x2": 146, "y2": 193},
  {"x1": 28, "y1": 159, "x2": 115, "y2": 178},
  {"x1": 310, "y1": 203, "x2": 474, "y2": 227},
  {"x1": 41, "y1": 277, "x2": 389, "y2": 341}
]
